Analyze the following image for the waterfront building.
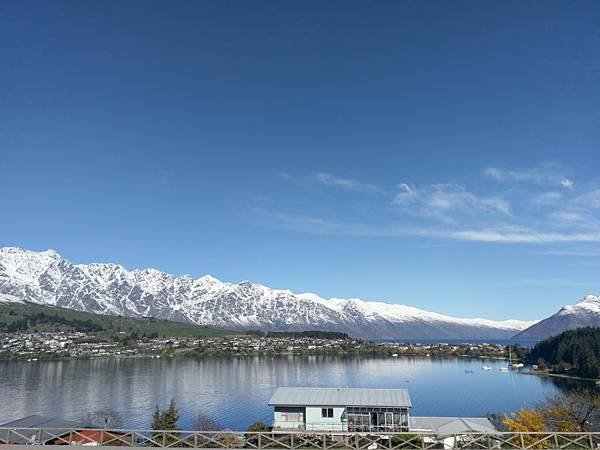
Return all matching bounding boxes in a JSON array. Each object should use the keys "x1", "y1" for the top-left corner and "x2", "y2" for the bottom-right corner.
[
  {"x1": 269, "y1": 387, "x2": 411, "y2": 432},
  {"x1": 269, "y1": 387, "x2": 497, "y2": 439}
]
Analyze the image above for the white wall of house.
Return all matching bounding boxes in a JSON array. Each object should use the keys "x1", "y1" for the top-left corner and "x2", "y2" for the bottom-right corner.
[{"x1": 305, "y1": 406, "x2": 346, "y2": 431}]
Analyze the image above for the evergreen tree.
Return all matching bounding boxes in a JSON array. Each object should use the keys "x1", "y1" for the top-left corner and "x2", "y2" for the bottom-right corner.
[
  {"x1": 151, "y1": 399, "x2": 180, "y2": 446},
  {"x1": 528, "y1": 327, "x2": 600, "y2": 379}
]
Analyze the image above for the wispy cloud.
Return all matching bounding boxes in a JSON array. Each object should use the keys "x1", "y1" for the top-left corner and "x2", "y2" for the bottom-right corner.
[
  {"x1": 449, "y1": 228, "x2": 600, "y2": 243},
  {"x1": 253, "y1": 209, "x2": 600, "y2": 243},
  {"x1": 252, "y1": 208, "x2": 418, "y2": 237},
  {"x1": 392, "y1": 183, "x2": 510, "y2": 223},
  {"x1": 278, "y1": 171, "x2": 383, "y2": 193},
  {"x1": 313, "y1": 172, "x2": 381, "y2": 193},
  {"x1": 483, "y1": 163, "x2": 573, "y2": 189},
  {"x1": 540, "y1": 248, "x2": 600, "y2": 257},
  {"x1": 507, "y1": 278, "x2": 599, "y2": 288},
  {"x1": 263, "y1": 164, "x2": 600, "y2": 246},
  {"x1": 531, "y1": 191, "x2": 563, "y2": 206}
]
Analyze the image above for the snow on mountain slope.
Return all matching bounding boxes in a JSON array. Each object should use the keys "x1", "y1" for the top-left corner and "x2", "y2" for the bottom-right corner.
[
  {"x1": 0, "y1": 247, "x2": 535, "y2": 339},
  {"x1": 514, "y1": 295, "x2": 600, "y2": 341}
]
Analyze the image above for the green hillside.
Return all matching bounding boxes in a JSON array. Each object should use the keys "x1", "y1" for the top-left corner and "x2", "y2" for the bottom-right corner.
[{"x1": 0, "y1": 301, "x2": 236, "y2": 337}]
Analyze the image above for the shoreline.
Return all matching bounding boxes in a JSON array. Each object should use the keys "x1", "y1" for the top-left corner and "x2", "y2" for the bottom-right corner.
[
  {"x1": 0, "y1": 352, "x2": 510, "y2": 363},
  {"x1": 520, "y1": 370, "x2": 600, "y2": 383}
]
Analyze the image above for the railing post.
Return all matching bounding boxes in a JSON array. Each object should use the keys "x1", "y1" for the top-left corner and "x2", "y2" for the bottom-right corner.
[
  {"x1": 519, "y1": 433, "x2": 525, "y2": 449},
  {"x1": 291, "y1": 433, "x2": 295, "y2": 449},
  {"x1": 194, "y1": 432, "x2": 198, "y2": 448},
  {"x1": 100, "y1": 429, "x2": 105, "y2": 447},
  {"x1": 258, "y1": 432, "x2": 262, "y2": 449}
]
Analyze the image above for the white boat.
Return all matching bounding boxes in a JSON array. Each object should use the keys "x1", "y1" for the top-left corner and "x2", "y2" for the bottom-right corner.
[
  {"x1": 500, "y1": 367, "x2": 509, "y2": 372},
  {"x1": 482, "y1": 366, "x2": 492, "y2": 371}
]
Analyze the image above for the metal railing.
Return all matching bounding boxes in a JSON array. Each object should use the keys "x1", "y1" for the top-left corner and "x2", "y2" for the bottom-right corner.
[
  {"x1": 272, "y1": 422, "x2": 409, "y2": 432},
  {"x1": 1, "y1": 427, "x2": 600, "y2": 449}
]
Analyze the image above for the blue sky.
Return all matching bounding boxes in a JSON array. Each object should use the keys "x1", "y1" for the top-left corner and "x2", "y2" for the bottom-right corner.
[{"x1": 1, "y1": 1, "x2": 598, "y2": 321}]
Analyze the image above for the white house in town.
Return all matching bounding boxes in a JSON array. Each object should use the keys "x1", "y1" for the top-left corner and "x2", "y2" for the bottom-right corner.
[
  {"x1": 269, "y1": 387, "x2": 496, "y2": 441},
  {"x1": 269, "y1": 387, "x2": 411, "y2": 432}
]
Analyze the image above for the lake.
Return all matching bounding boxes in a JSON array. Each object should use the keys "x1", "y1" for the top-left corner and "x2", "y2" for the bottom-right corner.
[{"x1": 0, "y1": 355, "x2": 594, "y2": 430}]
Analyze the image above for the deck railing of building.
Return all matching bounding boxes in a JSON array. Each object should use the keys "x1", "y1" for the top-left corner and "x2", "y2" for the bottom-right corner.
[
  {"x1": 1, "y1": 427, "x2": 600, "y2": 449},
  {"x1": 272, "y1": 422, "x2": 409, "y2": 432}
]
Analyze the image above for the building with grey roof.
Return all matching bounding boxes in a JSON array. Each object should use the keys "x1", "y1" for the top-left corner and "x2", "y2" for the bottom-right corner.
[
  {"x1": 409, "y1": 416, "x2": 497, "y2": 435},
  {"x1": 268, "y1": 387, "x2": 497, "y2": 437},
  {"x1": 268, "y1": 387, "x2": 411, "y2": 432},
  {"x1": 0, "y1": 415, "x2": 84, "y2": 444}
]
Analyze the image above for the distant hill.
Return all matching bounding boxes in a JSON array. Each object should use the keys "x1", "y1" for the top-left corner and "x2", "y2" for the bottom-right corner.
[
  {"x1": 528, "y1": 327, "x2": 600, "y2": 379},
  {"x1": 514, "y1": 295, "x2": 600, "y2": 341},
  {"x1": 0, "y1": 301, "x2": 235, "y2": 337}
]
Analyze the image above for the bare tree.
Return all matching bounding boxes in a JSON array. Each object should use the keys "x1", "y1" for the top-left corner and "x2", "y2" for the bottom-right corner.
[
  {"x1": 194, "y1": 414, "x2": 223, "y2": 431},
  {"x1": 81, "y1": 409, "x2": 124, "y2": 429},
  {"x1": 539, "y1": 389, "x2": 600, "y2": 432}
]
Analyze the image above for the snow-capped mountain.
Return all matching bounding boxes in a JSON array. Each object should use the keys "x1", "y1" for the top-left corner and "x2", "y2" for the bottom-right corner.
[
  {"x1": 0, "y1": 247, "x2": 535, "y2": 339},
  {"x1": 514, "y1": 295, "x2": 600, "y2": 341}
]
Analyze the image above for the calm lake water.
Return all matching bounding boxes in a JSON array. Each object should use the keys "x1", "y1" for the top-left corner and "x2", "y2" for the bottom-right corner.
[{"x1": 0, "y1": 356, "x2": 594, "y2": 430}]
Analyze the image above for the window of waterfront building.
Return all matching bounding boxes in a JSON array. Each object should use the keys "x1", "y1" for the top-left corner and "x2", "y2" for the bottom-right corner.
[
  {"x1": 281, "y1": 412, "x2": 303, "y2": 423},
  {"x1": 321, "y1": 408, "x2": 333, "y2": 418}
]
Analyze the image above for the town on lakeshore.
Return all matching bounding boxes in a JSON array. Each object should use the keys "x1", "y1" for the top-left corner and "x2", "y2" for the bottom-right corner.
[{"x1": 0, "y1": 330, "x2": 522, "y2": 361}]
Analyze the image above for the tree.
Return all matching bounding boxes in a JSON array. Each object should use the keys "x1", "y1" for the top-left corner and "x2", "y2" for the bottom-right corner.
[
  {"x1": 82, "y1": 409, "x2": 123, "y2": 429},
  {"x1": 244, "y1": 422, "x2": 271, "y2": 448},
  {"x1": 194, "y1": 414, "x2": 223, "y2": 431},
  {"x1": 504, "y1": 409, "x2": 551, "y2": 448},
  {"x1": 245, "y1": 422, "x2": 270, "y2": 432},
  {"x1": 542, "y1": 390, "x2": 600, "y2": 432},
  {"x1": 528, "y1": 327, "x2": 600, "y2": 379},
  {"x1": 151, "y1": 399, "x2": 180, "y2": 447}
]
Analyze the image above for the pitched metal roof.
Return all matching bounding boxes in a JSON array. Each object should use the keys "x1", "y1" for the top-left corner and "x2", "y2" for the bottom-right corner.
[
  {"x1": 409, "y1": 416, "x2": 496, "y2": 435},
  {"x1": 268, "y1": 387, "x2": 412, "y2": 408},
  {"x1": 0, "y1": 415, "x2": 84, "y2": 444}
]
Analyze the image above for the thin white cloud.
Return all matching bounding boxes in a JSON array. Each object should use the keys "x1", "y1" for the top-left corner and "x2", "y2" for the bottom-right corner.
[
  {"x1": 392, "y1": 183, "x2": 510, "y2": 223},
  {"x1": 561, "y1": 179, "x2": 574, "y2": 189},
  {"x1": 574, "y1": 188, "x2": 600, "y2": 208},
  {"x1": 540, "y1": 249, "x2": 600, "y2": 257},
  {"x1": 313, "y1": 172, "x2": 381, "y2": 193},
  {"x1": 253, "y1": 209, "x2": 600, "y2": 244},
  {"x1": 483, "y1": 163, "x2": 574, "y2": 189},
  {"x1": 449, "y1": 228, "x2": 600, "y2": 243},
  {"x1": 531, "y1": 191, "x2": 563, "y2": 206},
  {"x1": 279, "y1": 171, "x2": 383, "y2": 193},
  {"x1": 508, "y1": 278, "x2": 599, "y2": 288},
  {"x1": 265, "y1": 164, "x2": 600, "y2": 247}
]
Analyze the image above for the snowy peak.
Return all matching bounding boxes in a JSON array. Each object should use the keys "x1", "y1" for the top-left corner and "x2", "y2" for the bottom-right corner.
[
  {"x1": 580, "y1": 294, "x2": 600, "y2": 304},
  {"x1": 514, "y1": 294, "x2": 600, "y2": 341},
  {"x1": 558, "y1": 294, "x2": 600, "y2": 315},
  {"x1": 0, "y1": 247, "x2": 535, "y2": 339}
]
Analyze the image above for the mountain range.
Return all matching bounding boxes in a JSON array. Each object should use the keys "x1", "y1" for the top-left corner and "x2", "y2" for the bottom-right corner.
[{"x1": 0, "y1": 246, "x2": 593, "y2": 341}]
